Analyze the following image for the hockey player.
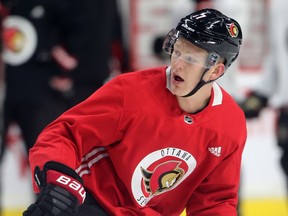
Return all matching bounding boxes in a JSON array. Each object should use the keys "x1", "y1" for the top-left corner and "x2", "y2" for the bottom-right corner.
[
  {"x1": 0, "y1": 0, "x2": 123, "y2": 159},
  {"x1": 241, "y1": 0, "x2": 288, "y2": 194},
  {"x1": 0, "y1": 0, "x2": 124, "y2": 213},
  {"x1": 23, "y1": 9, "x2": 246, "y2": 216}
]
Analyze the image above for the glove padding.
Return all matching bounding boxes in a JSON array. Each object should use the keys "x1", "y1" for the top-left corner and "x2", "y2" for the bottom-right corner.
[
  {"x1": 277, "y1": 108, "x2": 288, "y2": 150},
  {"x1": 240, "y1": 91, "x2": 268, "y2": 119},
  {"x1": 23, "y1": 161, "x2": 86, "y2": 216}
]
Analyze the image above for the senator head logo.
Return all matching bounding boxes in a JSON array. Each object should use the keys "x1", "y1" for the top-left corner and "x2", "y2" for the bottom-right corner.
[
  {"x1": 141, "y1": 161, "x2": 184, "y2": 196},
  {"x1": 226, "y1": 23, "x2": 239, "y2": 38},
  {"x1": 131, "y1": 147, "x2": 197, "y2": 206}
]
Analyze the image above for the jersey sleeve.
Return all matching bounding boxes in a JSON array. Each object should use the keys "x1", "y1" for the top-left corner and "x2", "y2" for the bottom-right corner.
[
  {"x1": 185, "y1": 140, "x2": 244, "y2": 216},
  {"x1": 29, "y1": 76, "x2": 125, "y2": 192}
]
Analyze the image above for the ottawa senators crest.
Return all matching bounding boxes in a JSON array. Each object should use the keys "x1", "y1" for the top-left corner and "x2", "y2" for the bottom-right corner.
[
  {"x1": 2, "y1": 16, "x2": 37, "y2": 66},
  {"x1": 131, "y1": 148, "x2": 197, "y2": 207},
  {"x1": 226, "y1": 22, "x2": 239, "y2": 38}
]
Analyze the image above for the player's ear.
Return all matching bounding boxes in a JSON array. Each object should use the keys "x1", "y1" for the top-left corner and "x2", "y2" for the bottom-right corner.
[{"x1": 209, "y1": 63, "x2": 225, "y2": 80}]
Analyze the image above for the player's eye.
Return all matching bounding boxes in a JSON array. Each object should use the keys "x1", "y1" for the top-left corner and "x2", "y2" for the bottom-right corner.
[
  {"x1": 172, "y1": 50, "x2": 181, "y2": 58},
  {"x1": 184, "y1": 55, "x2": 196, "y2": 64}
]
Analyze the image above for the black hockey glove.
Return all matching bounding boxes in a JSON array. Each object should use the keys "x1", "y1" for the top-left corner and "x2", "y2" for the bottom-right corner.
[
  {"x1": 23, "y1": 161, "x2": 86, "y2": 216},
  {"x1": 277, "y1": 108, "x2": 288, "y2": 150},
  {"x1": 240, "y1": 91, "x2": 268, "y2": 119}
]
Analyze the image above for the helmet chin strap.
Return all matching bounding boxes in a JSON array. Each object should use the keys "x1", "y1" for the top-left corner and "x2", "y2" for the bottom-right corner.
[{"x1": 181, "y1": 68, "x2": 211, "y2": 97}]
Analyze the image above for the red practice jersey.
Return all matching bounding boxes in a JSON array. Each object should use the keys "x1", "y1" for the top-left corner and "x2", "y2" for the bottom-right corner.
[{"x1": 29, "y1": 67, "x2": 247, "y2": 216}]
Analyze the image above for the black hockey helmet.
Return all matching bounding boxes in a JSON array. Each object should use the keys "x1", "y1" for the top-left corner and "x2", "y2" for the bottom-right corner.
[{"x1": 163, "y1": 8, "x2": 242, "y2": 68}]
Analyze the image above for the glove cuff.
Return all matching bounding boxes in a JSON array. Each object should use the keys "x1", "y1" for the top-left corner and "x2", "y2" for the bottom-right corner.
[
  {"x1": 44, "y1": 161, "x2": 83, "y2": 183},
  {"x1": 46, "y1": 169, "x2": 86, "y2": 204},
  {"x1": 34, "y1": 161, "x2": 86, "y2": 204}
]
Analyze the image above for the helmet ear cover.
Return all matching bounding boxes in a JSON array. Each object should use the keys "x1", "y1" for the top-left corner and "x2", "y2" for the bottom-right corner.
[{"x1": 206, "y1": 52, "x2": 221, "y2": 68}]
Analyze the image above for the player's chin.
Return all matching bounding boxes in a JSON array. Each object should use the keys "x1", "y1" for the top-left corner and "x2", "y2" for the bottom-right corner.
[{"x1": 170, "y1": 86, "x2": 186, "y2": 96}]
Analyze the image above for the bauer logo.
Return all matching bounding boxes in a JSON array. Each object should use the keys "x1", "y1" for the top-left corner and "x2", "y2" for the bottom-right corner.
[{"x1": 131, "y1": 147, "x2": 197, "y2": 206}]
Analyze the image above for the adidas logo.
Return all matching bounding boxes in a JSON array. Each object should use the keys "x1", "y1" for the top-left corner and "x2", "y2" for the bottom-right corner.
[{"x1": 208, "y1": 147, "x2": 222, "y2": 157}]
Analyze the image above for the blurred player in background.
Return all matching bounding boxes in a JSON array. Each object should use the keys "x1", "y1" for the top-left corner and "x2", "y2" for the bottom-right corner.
[
  {"x1": 0, "y1": 0, "x2": 125, "y2": 214},
  {"x1": 241, "y1": 0, "x2": 288, "y2": 196},
  {"x1": 23, "y1": 8, "x2": 246, "y2": 216},
  {"x1": 0, "y1": 1, "x2": 7, "y2": 215},
  {"x1": 0, "y1": 0, "x2": 125, "y2": 161}
]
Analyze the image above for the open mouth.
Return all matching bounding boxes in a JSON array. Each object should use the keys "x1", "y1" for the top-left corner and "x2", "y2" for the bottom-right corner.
[{"x1": 173, "y1": 75, "x2": 184, "y2": 82}]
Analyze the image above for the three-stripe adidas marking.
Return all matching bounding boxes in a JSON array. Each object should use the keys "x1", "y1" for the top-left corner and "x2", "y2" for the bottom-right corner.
[{"x1": 208, "y1": 147, "x2": 222, "y2": 157}]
